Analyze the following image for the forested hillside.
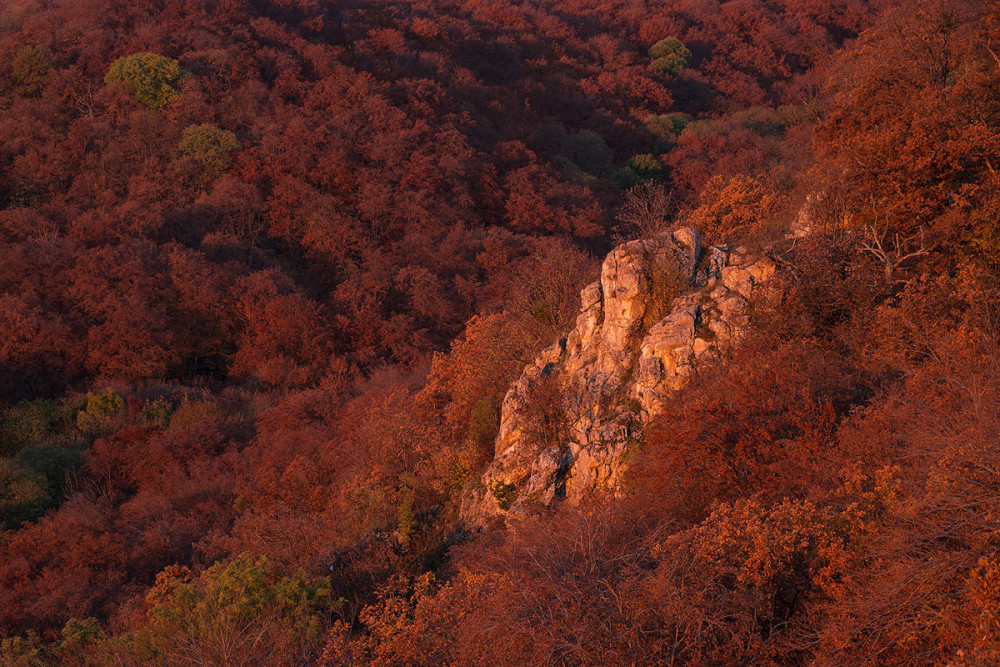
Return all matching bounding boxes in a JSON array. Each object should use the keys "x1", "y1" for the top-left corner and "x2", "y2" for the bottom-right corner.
[{"x1": 2, "y1": 0, "x2": 1000, "y2": 664}]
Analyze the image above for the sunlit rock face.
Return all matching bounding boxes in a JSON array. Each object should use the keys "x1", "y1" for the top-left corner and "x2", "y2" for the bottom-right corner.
[{"x1": 461, "y1": 228, "x2": 776, "y2": 526}]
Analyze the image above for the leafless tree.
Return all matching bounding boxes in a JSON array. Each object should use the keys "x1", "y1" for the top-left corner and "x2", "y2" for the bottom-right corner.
[
  {"x1": 862, "y1": 221, "x2": 932, "y2": 283},
  {"x1": 617, "y1": 181, "x2": 677, "y2": 241}
]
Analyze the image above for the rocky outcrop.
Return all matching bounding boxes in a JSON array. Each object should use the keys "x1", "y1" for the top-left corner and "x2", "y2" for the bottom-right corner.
[{"x1": 461, "y1": 228, "x2": 776, "y2": 526}]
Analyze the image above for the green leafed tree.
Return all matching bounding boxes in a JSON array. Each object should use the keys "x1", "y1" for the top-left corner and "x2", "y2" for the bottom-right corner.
[
  {"x1": 139, "y1": 554, "x2": 335, "y2": 665},
  {"x1": 12, "y1": 45, "x2": 52, "y2": 97},
  {"x1": 177, "y1": 124, "x2": 240, "y2": 175},
  {"x1": 649, "y1": 37, "x2": 692, "y2": 76},
  {"x1": 0, "y1": 459, "x2": 51, "y2": 530},
  {"x1": 628, "y1": 153, "x2": 663, "y2": 181},
  {"x1": 1, "y1": 399, "x2": 61, "y2": 456},
  {"x1": 75, "y1": 389, "x2": 125, "y2": 438},
  {"x1": 104, "y1": 52, "x2": 186, "y2": 109},
  {"x1": 565, "y1": 129, "x2": 614, "y2": 175},
  {"x1": 644, "y1": 112, "x2": 691, "y2": 140}
]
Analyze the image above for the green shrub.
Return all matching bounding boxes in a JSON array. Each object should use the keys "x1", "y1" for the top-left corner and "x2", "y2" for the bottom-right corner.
[
  {"x1": 676, "y1": 118, "x2": 725, "y2": 139},
  {"x1": 732, "y1": 105, "x2": 810, "y2": 137},
  {"x1": 645, "y1": 112, "x2": 692, "y2": 140},
  {"x1": 233, "y1": 495, "x2": 250, "y2": 514},
  {"x1": 649, "y1": 37, "x2": 692, "y2": 75},
  {"x1": 104, "y1": 52, "x2": 186, "y2": 109},
  {"x1": 4, "y1": 181, "x2": 40, "y2": 209},
  {"x1": 491, "y1": 480, "x2": 518, "y2": 510},
  {"x1": 54, "y1": 617, "x2": 104, "y2": 656},
  {"x1": 628, "y1": 153, "x2": 663, "y2": 180},
  {"x1": 177, "y1": 124, "x2": 239, "y2": 174},
  {"x1": 0, "y1": 399, "x2": 61, "y2": 456},
  {"x1": 0, "y1": 632, "x2": 45, "y2": 666},
  {"x1": 530, "y1": 299, "x2": 555, "y2": 326},
  {"x1": 12, "y1": 45, "x2": 52, "y2": 97},
  {"x1": 140, "y1": 396, "x2": 174, "y2": 427},
  {"x1": 610, "y1": 166, "x2": 643, "y2": 189},
  {"x1": 143, "y1": 554, "x2": 334, "y2": 664},
  {"x1": 76, "y1": 389, "x2": 125, "y2": 437},
  {"x1": 16, "y1": 446, "x2": 83, "y2": 498},
  {"x1": 613, "y1": 155, "x2": 664, "y2": 188},
  {"x1": 565, "y1": 129, "x2": 614, "y2": 175},
  {"x1": 0, "y1": 459, "x2": 51, "y2": 530}
]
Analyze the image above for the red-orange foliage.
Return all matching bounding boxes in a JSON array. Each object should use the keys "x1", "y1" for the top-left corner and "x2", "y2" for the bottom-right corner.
[
  {"x1": 684, "y1": 173, "x2": 780, "y2": 244},
  {"x1": 815, "y1": 0, "x2": 1000, "y2": 238},
  {"x1": 14, "y1": 0, "x2": 1000, "y2": 665}
]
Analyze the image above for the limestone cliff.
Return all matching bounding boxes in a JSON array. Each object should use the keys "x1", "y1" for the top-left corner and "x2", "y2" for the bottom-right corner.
[{"x1": 461, "y1": 228, "x2": 776, "y2": 525}]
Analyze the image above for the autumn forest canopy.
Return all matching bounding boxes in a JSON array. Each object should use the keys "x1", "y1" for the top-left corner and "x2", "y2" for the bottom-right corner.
[{"x1": 2, "y1": 0, "x2": 1000, "y2": 663}]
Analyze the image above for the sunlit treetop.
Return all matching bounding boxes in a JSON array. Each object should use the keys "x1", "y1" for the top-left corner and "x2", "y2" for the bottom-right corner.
[
  {"x1": 649, "y1": 37, "x2": 692, "y2": 76},
  {"x1": 104, "y1": 52, "x2": 187, "y2": 110}
]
